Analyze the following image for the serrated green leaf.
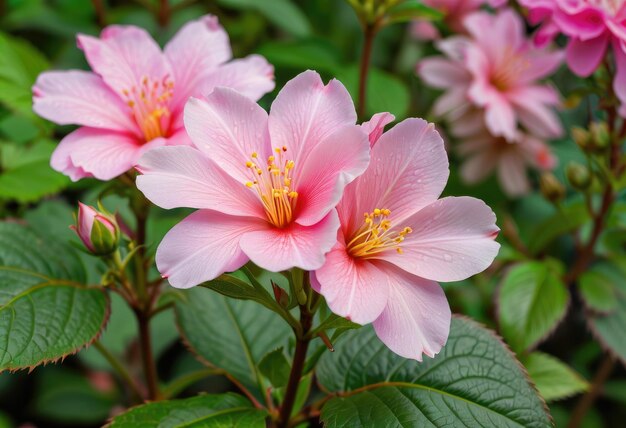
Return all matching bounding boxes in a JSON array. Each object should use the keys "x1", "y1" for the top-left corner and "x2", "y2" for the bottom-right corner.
[
  {"x1": 258, "y1": 348, "x2": 290, "y2": 388},
  {"x1": 524, "y1": 352, "x2": 588, "y2": 402},
  {"x1": 498, "y1": 261, "x2": 569, "y2": 352},
  {"x1": 106, "y1": 393, "x2": 267, "y2": 427},
  {"x1": 175, "y1": 287, "x2": 290, "y2": 400},
  {"x1": 217, "y1": 0, "x2": 311, "y2": 37},
  {"x1": 0, "y1": 222, "x2": 108, "y2": 371},
  {"x1": 317, "y1": 317, "x2": 551, "y2": 428},
  {"x1": 578, "y1": 269, "x2": 617, "y2": 313}
]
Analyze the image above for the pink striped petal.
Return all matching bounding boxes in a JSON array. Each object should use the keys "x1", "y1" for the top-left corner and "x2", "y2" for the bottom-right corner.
[
  {"x1": 378, "y1": 197, "x2": 500, "y2": 282},
  {"x1": 373, "y1": 267, "x2": 450, "y2": 361},
  {"x1": 418, "y1": 58, "x2": 468, "y2": 88},
  {"x1": 33, "y1": 71, "x2": 138, "y2": 133},
  {"x1": 156, "y1": 210, "x2": 264, "y2": 288},
  {"x1": 360, "y1": 112, "x2": 395, "y2": 147},
  {"x1": 269, "y1": 70, "x2": 356, "y2": 168},
  {"x1": 183, "y1": 88, "x2": 271, "y2": 183},
  {"x1": 136, "y1": 146, "x2": 264, "y2": 218},
  {"x1": 497, "y1": 151, "x2": 530, "y2": 196},
  {"x1": 239, "y1": 210, "x2": 339, "y2": 272}
]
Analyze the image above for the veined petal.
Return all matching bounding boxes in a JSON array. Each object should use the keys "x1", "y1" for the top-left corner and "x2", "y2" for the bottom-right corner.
[
  {"x1": 565, "y1": 34, "x2": 609, "y2": 77},
  {"x1": 373, "y1": 266, "x2": 450, "y2": 361},
  {"x1": 497, "y1": 150, "x2": 531, "y2": 196},
  {"x1": 268, "y1": 70, "x2": 357, "y2": 168},
  {"x1": 378, "y1": 197, "x2": 500, "y2": 282},
  {"x1": 156, "y1": 210, "x2": 264, "y2": 288},
  {"x1": 240, "y1": 209, "x2": 339, "y2": 272},
  {"x1": 183, "y1": 89, "x2": 271, "y2": 183},
  {"x1": 33, "y1": 71, "x2": 139, "y2": 133},
  {"x1": 136, "y1": 145, "x2": 264, "y2": 218},
  {"x1": 360, "y1": 112, "x2": 395, "y2": 147}
]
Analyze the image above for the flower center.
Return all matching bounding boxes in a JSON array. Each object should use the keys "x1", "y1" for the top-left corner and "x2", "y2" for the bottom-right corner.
[
  {"x1": 244, "y1": 147, "x2": 298, "y2": 228},
  {"x1": 490, "y1": 47, "x2": 530, "y2": 91},
  {"x1": 346, "y1": 209, "x2": 412, "y2": 259},
  {"x1": 122, "y1": 76, "x2": 174, "y2": 142}
]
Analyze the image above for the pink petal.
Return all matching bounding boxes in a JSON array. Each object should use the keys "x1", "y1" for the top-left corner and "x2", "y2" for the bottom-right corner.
[
  {"x1": 379, "y1": 197, "x2": 500, "y2": 282},
  {"x1": 33, "y1": 71, "x2": 138, "y2": 133},
  {"x1": 198, "y1": 55, "x2": 275, "y2": 102},
  {"x1": 482, "y1": 92, "x2": 518, "y2": 141},
  {"x1": 164, "y1": 15, "x2": 232, "y2": 112},
  {"x1": 156, "y1": 210, "x2": 264, "y2": 288},
  {"x1": 553, "y1": 7, "x2": 607, "y2": 41},
  {"x1": 432, "y1": 87, "x2": 469, "y2": 118},
  {"x1": 521, "y1": 49, "x2": 564, "y2": 84},
  {"x1": 373, "y1": 266, "x2": 450, "y2": 361},
  {"x1": 613, "y1": 40, "x2": 626, "y2": 117},
  {"x1": 565, "y1": 34, "x2": 609, "y2": 77},
  {"x1": 268, "y1": 70, "x2": 356, "y2": 168},
  {"x1": 77, "y1": 26, "x2": 171, "y2": 96},
  {"x1": 294, "y1": 125, "x2": 370, "y2": 227},
  {"x1": 183, "y1": 89, "x2": 271, "y2": 183},
  {"x1": 460, "y1": 152, "x2": 498, "y2": 184},
  {"x1": 341, "y1": 119, "x2": 449, "y2": 238},
  {"x1": 313, "y1": 243, "x2": 390, "y2": 324},
  {"x1": 497, "y1": 149, "x2": 531, "y2": 196},
  {"x1": 50, "y1": 127, "x2": 145, "y2": 181},
  {"x1": 136, "y1": 146, "x2": 264, "y2": 218},
  {"x1": 418, "y1": 58, "x2": 469, "y2": 88},
  {"x1": 509, "y1": 86, "x2": 563, "y2": 138},
  {"x1": 239, "y1": 210, "x2": 339, "y2": 272},
  {"x1": 360, "y1": 112, "x2": 395, "y2": 147}
]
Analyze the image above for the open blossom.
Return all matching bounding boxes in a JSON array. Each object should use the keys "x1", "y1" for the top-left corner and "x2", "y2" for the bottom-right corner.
[
  {"x1": 418, "y1": 9, "x2": 563, "y2": 142},
  {"x1": 136, "y1": 71, "x2": 370, "y2": 288},
  {"x1": 312, "y1": 116, "x2": 500, "y2": 360},
  {"x1": 520, "y1": 0, "x2": 626, "y2": 116},
  {"x1": 456, "y1": 125, "x2": 557, "y2": 196},
  {"x1": 33, "y1": 16, "x2": 274, "y2": 182}
]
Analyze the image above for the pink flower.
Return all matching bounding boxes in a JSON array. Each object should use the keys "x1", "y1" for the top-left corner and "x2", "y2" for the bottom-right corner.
[
  {"x1": 520, "y1": 0, "x2": 626, "y2": 115},
  {"x1": 456, "y1": 125, "x2": 557, "y2": 196},
  {"x1": 135, "y1": 71, "x2": 370, "y2": 288},
  {"x1": 312, "y1": 116, "x2": 500, "y2": 360},
  {"x1": 418, "y1": 9, "x2": 563, "y2": 141},
  {"x1": 72, "y1": 202, "x2": 120, "y2": 255},
  {"x1": 33, "y1": 16, "x2": 275, "y2": 182}
]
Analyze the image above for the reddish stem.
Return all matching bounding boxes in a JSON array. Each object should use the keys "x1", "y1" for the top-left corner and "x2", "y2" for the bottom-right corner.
[{"x1": 357, "y1": 23, "x2": 377, "y2": 119}]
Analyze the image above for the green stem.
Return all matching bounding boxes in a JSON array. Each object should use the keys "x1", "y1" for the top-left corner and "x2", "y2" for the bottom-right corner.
[
  {"x1": 93, "y1": 341, "x2": 143, "y2": 401},
  {"x1": 136, "y1": 309, "x2": 160, "y2": 400}
]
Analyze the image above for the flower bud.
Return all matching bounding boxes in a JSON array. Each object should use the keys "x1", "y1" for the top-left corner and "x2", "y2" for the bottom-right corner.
[
  {"x1": 271, "y1": 280, "x2": 290, "y2": 308},
  {"x1": 571, "y1": 127, "x2": 591, "y2": 151},
  {"x1": 566, "y1": 162, "x2": 592, "y2": 190},
  {"x1": 589, "y1": 122, "x2": 610, "y2": 152},
  {"x1": 540, "y1": 172, "x2": 565, "y2": 203},
  {"x1": 72, "y1": 202, "x2": 120, "y2": 256}
]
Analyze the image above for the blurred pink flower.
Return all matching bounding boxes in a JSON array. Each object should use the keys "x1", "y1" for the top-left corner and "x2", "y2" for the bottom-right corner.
[
  {"x1": 33, "y1": 16, "x2": 275, "y2": 181},
  {"x1": 418, "y1": 9, "x2": 563, "y2": 141},
  {"x1": 520, "y1": 0, "x2": 626, "y2": 115},
  {"x1": 136, "y1": 71, "x2": 370, "y2": 288},
  {"x1": 456, "y1": 125, "x2": 557, "y2": 196},
  {"x1": 312, "y1": 117, "x2": 500, "y2": 360}
]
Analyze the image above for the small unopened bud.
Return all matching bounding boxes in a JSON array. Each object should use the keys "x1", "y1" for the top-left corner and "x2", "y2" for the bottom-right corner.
[
  {"x1": 589, "y1": 122, "x2": 610, "y2": 152},
  {"x1": 271, "y1": 281, "x2": 289, "y2": 308},
  {"x1": 566, "y1": 162, "x2": 592, "y2": 190},
  {"x1": 572, "y1": 127, "x2": 591, "y2": 151},
  {"x1": 540, "y1": 172, "x2": 565, "y2": 203},
  {"x1": 72, "y1": 202, "x2": 120, "y2": 256}
]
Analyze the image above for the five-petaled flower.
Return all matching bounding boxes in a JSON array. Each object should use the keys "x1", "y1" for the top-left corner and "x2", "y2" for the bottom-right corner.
[
  {"x1": 33, "y1": 15, "x2": 274, "y2": 181},
  {"x1": 312, "y1": 116, "x2": 500, "y2": 360},
  {"x1": 136, "y1": 71, "x2": 370, "y2": 288}
]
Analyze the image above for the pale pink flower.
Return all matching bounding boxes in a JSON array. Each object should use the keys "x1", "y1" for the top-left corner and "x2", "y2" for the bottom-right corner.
[
  {"x1": 33, "y1": 16, "x2": 274, "y2": 181},
  {"x1": 136, "y1": 71, "x2": 370, "y2": 288},
  {"x1": 520, "y1": 0, "x2": 626, "y2": 115},
  {"x1": 312, "y1": 116, "x2": 500, "y2": 360},
  {"x1": 456, "y1": 124, "x2": 557, "y2": 196},
  {"x1": 418, "y1": 9, "x2": 563, "y2": 141}
]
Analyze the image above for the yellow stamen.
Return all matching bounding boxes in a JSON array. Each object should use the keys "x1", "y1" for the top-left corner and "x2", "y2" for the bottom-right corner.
[
  {"x1": 121, "y1": 75, "x2": 174, "y2": 142},
  {"x1": 346, "y1": 208, "x2": 412, "y2": 259}
]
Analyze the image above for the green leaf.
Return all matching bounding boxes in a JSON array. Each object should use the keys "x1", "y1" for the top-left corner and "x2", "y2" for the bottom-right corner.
[
  {"x1": 175, "y1": 287, "x2": 290, "y2": 400},
  {"x1": 257, "y1": 39, "x2": 341, "y2": 74},
  {"x1": 106, "y1": 393, "x2": 267, "y2": 427},
  {"x1": 337, "y1": 65, "x2": 410, "y2": 120},
  {"x1": 0, "y1": 140, "x2": 70, "y2": 203},
  {"x1": 0, "y1": 222, "x2": 108, "y2": 371},
  {"x1": 578, "y1": 269, "x2": 617, "y2": 313},
  {"x1": 317, "y1": 317, "x2": 551, "y2": 427},
  {"x1": 498, "y1": 261, "x2": 569, "y2": 353},
  {"x1": 258, "y1": 348, "x2": 290, "y2": 388},
  {"x1": 386, "y1": 0, "x2": 443, "y2": 24},
  {"x1": 528, "y1": 202, "x2": 590, "y2": 254},
  {"x1": 604, "y1": 380, "x2": 626, "y2": 405},
  {"x1": 523, "y1": 352, "x2": 588, "y2": 402},
  {"x1": 587, "y1": 261, "x2": 626, "y2": 364},
  {"x1": 217, "y1": 0, "x2": 311, "y2": 37}
]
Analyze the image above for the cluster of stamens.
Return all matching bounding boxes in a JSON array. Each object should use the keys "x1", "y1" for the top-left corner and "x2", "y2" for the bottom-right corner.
[
  {"x1": 122, "y1": 76, "x2": 174, "y2": 142},
  {"x1": 347, "y1": 208, "x2": 412, "y2": 258},
  {"x1": 244, "y1": 147, "x2": 298, "y2": 228},
  {"x1": 490, "y1": 47, "x2": 530, "y2": 91}
]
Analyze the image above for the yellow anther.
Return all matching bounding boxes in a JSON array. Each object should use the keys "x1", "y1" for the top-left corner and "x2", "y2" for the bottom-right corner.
[
  {"x1": 373, "y1": 208, "x2": 381, "y2": 216},
  {"x1": 382, "y1": 209, "x2": 391, "y2": 216},
  {"x1": 251, "y1": 152, "x2": 258, "y2": 158},
  {"x1": 275, "y1": 147, "x2": 281, "y2": 153},
  {"x1": 268, "y1": 156, "x2": 275, "y2": 163},
  {"x1": 288, "y1": 191, "x2": 298, "y2": 198},
  {"x1": 347, "y1": 208, "x2": 410, "y2": 259},
  {"x1": 246, "y1": 161, "x2": 254, "y2": 168},
  {"x1": 286, "y1": 160, "x2": 295, "y2": 169},
  {"x1": 245, "y1": 181, "x2": 254, "y2": 188},
  {"x1": 396, "y1": 248, "x2": 404, "y2": 254},
  {"x1": 284, "y1": 178, "x2": 291, "y2": 186}
]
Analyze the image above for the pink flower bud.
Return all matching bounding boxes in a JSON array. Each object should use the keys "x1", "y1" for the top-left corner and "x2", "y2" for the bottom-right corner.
[{"x1": 71, "y1": 202, "x2": 119, "y2": 255}]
